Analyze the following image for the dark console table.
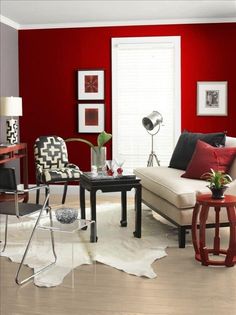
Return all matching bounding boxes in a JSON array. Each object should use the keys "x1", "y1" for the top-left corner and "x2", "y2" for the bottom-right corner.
[{"x1": 79, "y1": 173, "x2": 142, "y2": 242}]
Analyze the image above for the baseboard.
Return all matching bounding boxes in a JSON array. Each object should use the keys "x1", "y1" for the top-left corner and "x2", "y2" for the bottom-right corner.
[
  {"x1": 28, "y1": 184, "x2": 129, "y2": 197},
  {"x1": 28, "y1": 184, "x2": 79, "y2": 195}
]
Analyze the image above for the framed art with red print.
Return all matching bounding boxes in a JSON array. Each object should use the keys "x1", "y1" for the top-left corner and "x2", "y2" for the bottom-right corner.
[
  {"x1": 78, "y1": 70, "x2": 104, "y2": 100},
  {"x1": 78, "y1": 103, "x2": 104, "y2": 133}
]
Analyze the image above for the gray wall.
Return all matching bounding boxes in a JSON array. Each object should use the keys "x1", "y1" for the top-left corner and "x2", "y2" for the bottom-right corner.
[
  {"x1": 0, "y1": 22, "x2": 20, "y2": 180},
  {"x1": 0, "y1": 22, "x2": 19, "y2": 97},
  {"x1": 0, "y1": 22, "x2": 19, "y2": 142}
]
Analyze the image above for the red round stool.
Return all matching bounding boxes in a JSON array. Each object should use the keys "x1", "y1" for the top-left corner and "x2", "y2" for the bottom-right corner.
[{"x1": 192, "y1": 194, "x2": 236, "y2": 267}]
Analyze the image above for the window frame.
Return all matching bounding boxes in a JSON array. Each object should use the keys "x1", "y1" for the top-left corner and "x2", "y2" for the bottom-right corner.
[{"x1": 111, "y1": 36, "x2": 181, "y2": 168}]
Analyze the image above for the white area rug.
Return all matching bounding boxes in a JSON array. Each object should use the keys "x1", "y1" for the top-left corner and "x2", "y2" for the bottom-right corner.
[{"x1": 0, "y1": 203, "x2": 178, "y2": 287}]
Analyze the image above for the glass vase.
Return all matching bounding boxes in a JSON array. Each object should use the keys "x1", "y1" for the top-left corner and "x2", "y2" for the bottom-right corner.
[{"x1": 91, "y1": 146, "x2": 106, "y2": 172}]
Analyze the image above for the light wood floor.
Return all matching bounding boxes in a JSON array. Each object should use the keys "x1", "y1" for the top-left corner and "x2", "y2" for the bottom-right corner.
[{"x1": 1, "y1": 193, "x2": 236, "y2": 315}]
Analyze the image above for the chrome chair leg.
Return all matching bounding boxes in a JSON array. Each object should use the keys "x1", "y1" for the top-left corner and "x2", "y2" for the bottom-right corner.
[
  {"x1": 0, "y1": 215, "x2": 8, "y2": 253},
  {"x1": 15, "y1": 195, "x2": 57, "y2": 285},
  {"x1": 49, "y1": 208, "x2": 57, "y2": 261}
]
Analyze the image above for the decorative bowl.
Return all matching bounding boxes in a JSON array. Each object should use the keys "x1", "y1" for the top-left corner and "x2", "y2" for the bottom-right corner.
[{"x1": 55, "y1": 208, "x2": 78, "y2": 224}]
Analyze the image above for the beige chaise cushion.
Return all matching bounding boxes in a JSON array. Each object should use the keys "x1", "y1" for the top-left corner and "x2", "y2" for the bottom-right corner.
[
  {"x1": 134, "y1": 167, "x2": 209, "y2": 209},
  {"x1": 225, "y1": 136, "x2": 236, "y2": 179}
]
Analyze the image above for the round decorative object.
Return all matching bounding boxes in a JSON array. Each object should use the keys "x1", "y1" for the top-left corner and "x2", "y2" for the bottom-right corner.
[{"x1": 55, "y1": 208, "x2": 78, "y2": 224}]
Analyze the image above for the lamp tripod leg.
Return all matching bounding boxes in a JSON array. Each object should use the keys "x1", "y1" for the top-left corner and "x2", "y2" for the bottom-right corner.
[
  {"x1": 153, "y1": 154, "x2": 160, "y2": 166},
  {"x1": 147, "y1": 153, "x2": 160, "y2": 167},
  {"x1": 147, "y1": 132, "x2": 161, "y2": 167},
  {"x1": 147, "y1": 154, "x2": 153, "y2": 167}
]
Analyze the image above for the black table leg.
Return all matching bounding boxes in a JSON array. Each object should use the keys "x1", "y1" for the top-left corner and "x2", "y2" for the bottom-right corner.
[
  {"x1": 90, "y1": 190, "x2": 97, "y2": 242},
  {"x1": 120, "y1": 190, "x2": 127, "y2": 227},
  {"x1": 90, "y1": 221, "x2": 97, "y2": 243},
  {"x1": 133, "y1": 184, "x2": 142, "y2": 238},
  {"x1": 80, "y1": 185, "x2": 87, "y2": 230},
  {"x1": 80, "y1": 185, "x2": 85, "y2": 219}
]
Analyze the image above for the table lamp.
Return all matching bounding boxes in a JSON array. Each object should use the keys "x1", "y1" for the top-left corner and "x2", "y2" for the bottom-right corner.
[
  {"x1": 0, "y1": 96, "x2": 23, "y2": 144},
  {"x1": 142, "y1": 110, "x2": 163, "y2": 166}
]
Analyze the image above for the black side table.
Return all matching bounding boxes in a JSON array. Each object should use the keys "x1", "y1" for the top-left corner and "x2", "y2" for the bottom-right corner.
[{"x1": 79, "y1": 173, "x2": 142, "y2": 242}]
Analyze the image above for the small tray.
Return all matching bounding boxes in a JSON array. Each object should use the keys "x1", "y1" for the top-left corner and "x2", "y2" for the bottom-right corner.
[{"x1": 84, "y1": 172, "x2": 136, "y2": 180}]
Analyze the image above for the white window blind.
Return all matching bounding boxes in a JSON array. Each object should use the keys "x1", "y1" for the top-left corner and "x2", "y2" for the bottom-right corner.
[{"x1": 112, "y1": 37, "x2": 181, "y2": 171}]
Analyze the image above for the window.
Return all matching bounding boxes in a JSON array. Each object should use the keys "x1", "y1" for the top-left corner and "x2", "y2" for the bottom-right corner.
[{"x1": 112, "y1": 36, "x2": 181, "y2": 171}]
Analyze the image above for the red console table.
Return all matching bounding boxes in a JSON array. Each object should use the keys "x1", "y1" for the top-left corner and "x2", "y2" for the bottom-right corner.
[
  {"x1": 192, "y1": 194, "x2": 236, "y2": 267},
  {"x1": 0, "y1": 143, "x2": 28, "y2": 202}
]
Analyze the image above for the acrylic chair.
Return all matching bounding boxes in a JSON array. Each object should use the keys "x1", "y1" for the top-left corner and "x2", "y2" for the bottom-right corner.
[
  {"x1": 34, "y1": 135, "x2": 81, "y2": 204},
  {"x1": 0, "y1": 167, "x2": 57, "y2": 285}
]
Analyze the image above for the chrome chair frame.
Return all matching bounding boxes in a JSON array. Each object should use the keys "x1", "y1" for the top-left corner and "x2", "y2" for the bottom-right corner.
[{"x1": 0, "y1": 168, "x2": 57, "y2": 285}]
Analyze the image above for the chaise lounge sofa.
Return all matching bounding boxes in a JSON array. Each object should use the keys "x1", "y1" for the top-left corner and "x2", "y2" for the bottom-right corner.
[{"x1": 134, "y1": 132, "x2": 236, "y2": 248}]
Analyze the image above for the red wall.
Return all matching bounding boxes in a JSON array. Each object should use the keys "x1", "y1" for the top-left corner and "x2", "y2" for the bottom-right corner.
[{"x1": 19, "y1": 23, "x2": 236, "y2": 183}]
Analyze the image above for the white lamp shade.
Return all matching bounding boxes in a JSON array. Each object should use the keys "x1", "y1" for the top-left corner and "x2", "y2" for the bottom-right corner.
[{"x1": 0, "y1": 97, "x2": 23, "y2": 117}]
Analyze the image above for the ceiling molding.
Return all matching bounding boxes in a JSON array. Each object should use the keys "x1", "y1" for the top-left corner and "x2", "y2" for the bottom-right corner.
[
  {"x1": 1, "y1": 14, "x2": 236, "y2": 31},
  {"x1": 0, "y1": 15, "x2": 20, "y2": 30}
]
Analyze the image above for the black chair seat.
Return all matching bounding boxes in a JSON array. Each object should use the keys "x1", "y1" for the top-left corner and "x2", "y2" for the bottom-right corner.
[{"x1": 0, "y1": 202, "x2": 42, "y2": 216}]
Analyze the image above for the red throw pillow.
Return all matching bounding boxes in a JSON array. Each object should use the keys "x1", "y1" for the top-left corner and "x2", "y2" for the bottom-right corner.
[{"x1": 181, "y1": 140, "x2": 236, "y2": 179}]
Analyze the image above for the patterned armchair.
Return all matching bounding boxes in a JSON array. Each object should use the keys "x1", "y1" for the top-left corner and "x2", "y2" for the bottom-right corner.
[{"x1": 34, "y1": 135, "x2": 81, "y2": 204}]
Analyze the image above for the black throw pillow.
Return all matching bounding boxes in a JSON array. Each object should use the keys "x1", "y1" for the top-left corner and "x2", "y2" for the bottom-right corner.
[{"x1": 169, "y1": 131, "x2": 226, "y2": 170}]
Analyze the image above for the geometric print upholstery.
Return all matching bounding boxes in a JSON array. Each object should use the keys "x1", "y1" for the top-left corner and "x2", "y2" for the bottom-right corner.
[
  {"x1": 34, "y1": 136, "x2": 82, "y2": 184},
  {"x1": 34, "y1": 136, "x2": 69, "y2": 170},
  {"x1": 38, "y1": 166, "x2": 81, "y2": 183}
]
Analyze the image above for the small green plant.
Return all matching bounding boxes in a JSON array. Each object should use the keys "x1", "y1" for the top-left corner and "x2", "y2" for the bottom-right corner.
[
  {"x1": 201, "y1": 168, "x2": 232, "y2": 189},
  {"x1": 66, "y1": 131, "x2": 112, "y2": 151}
]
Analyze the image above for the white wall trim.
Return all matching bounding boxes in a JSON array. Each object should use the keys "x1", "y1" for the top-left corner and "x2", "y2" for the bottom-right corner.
[
  {"x1": 1, "y1": 14, "x2": 235, "y2": 30},
  {"x1": 28, "y1": 184, "x2": 123, "y2": 198},
  {"x1": 0, "y1": 15, "x2": 20, "y2": 30},
  {"x1": 28, "y1": 184, "x2": 79, "y2": 195}
]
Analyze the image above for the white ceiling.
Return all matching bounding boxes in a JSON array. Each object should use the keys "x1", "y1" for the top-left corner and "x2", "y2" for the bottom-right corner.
[{"x1": 1, "y1": 0, "x2": 236, "y2": 29}]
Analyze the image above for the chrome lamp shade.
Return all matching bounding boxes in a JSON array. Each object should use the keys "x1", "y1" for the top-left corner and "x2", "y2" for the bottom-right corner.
[{"x1": 142, "y1": 111, "x2": 163, "y2": 131}]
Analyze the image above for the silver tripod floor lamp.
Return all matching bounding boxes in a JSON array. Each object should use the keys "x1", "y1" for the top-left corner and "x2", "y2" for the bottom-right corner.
[{"x1": 142, "y1": 110, "x2": 163, "y2": 167}]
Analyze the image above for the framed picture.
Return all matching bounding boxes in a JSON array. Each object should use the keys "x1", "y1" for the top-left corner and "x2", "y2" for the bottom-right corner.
[
  {"x1": 78, "y1": 70, "x2": 104, "y2": 100},
  {"x1": 197, "y1": 81, "x2": 228, "y2": 116},
  {"x1": 78, "y1": 103, "x2": 104, "y2": 133}
]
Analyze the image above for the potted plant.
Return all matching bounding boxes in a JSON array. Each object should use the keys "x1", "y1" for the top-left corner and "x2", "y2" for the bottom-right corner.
[
  {"x1": 201, "y1": 168, "x2": 232, "y2": 199},
  {"x1": 66, "y1": 131, "x2": 112, "y2": 171}
]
